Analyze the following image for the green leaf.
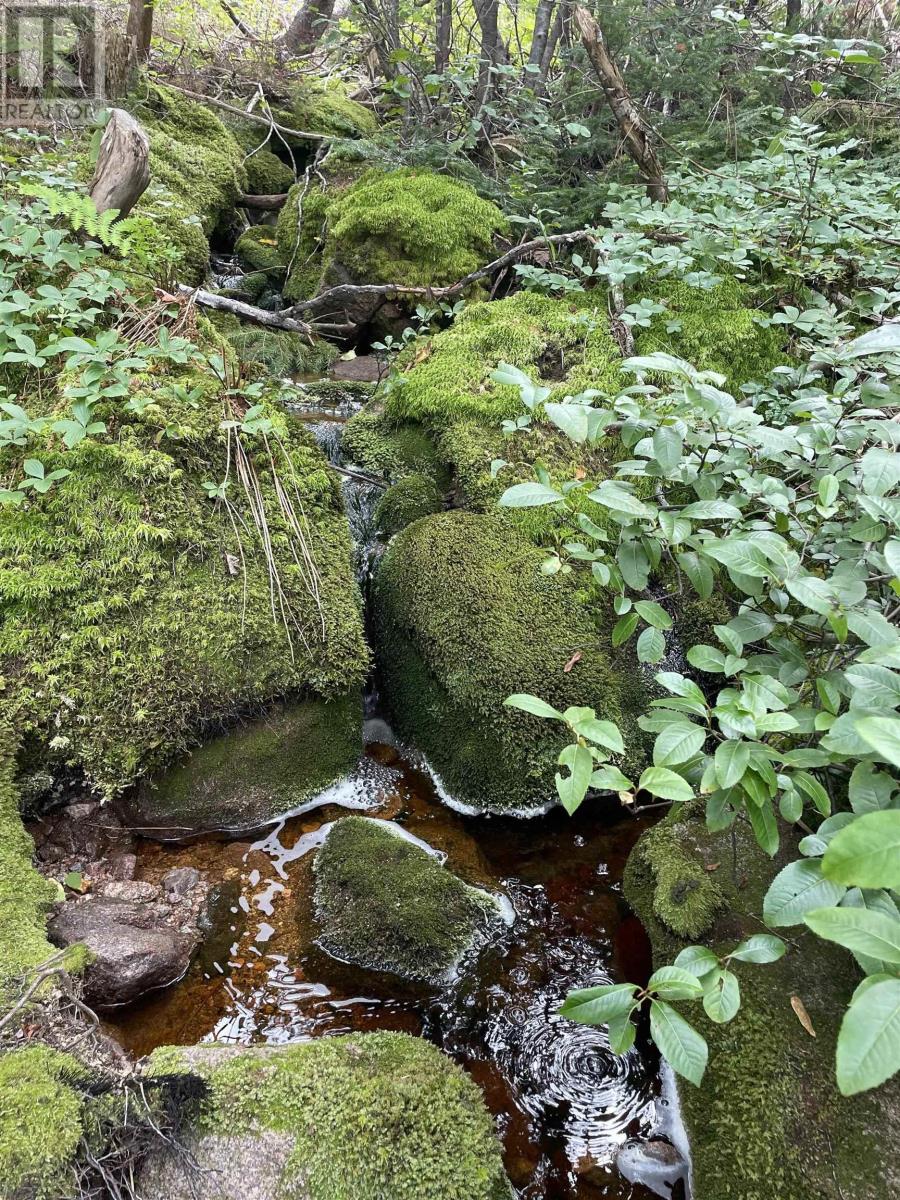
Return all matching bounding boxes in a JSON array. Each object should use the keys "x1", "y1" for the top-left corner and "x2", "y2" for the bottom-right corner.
[
  {"x1": 836, "y1": 977, "x2": 900, "y2": 1095},
  {"x1": 715, "y1": 740, "x2": 750, "y2": 789},
  {"x1": 678, "y1": 551, "x2": 714, "y2": 599},
  {"x1": 559, "y1": 983, "x2": 637, "y2": 1025},
  {"x1": 634, "y1": 600, "x2": 673, "y2": 630},
  {"x1": 591, "y1": 764, "x2": 633, "y2": 792},
  {"x1": 499, "y1": 482, "x2": 564, "y2": 507},
  {"x1": 653, "y1": 723, "x2": 706, "y2": 767},
  {"x1": 856, "y1": 717, "x2": 900, "y2": 767},
  {"x1": 702, "y1": 968, "x2": 741, "y2": 1023},
  {"x1": 504, "y1": 694, "x2": 562, "y2": 719},
  {"x1": 843, "y1": 324, "x2": 900, "y2": 358},
  {"x1": 612, "y1": 611, "x2": 639, "y2": 647},
  {"x1": 649, "y1": 965, "x2": 704, "y2": 1000},
  {"x1": 822, "y1": 811, "x2": 900, "y2": 890},
  {"x1": 848, "y1": 763, "x2": 895, "y2": 814},
  {"x1": 673, "y1": 945, "x2": 719, "y2": 977},
  {"x1": 638, "y1": 767, "x2": 694, "y2": 802},
  {"x1": 703, "y1": 538, "x2": 771, "y2": 578},
  {"x1": 556, "y1": 743, "x2": 595, "y2": 815},
  {"x1": 679, "y1": 500, "x2": 742, "y2": 521},
  {"x1": 649, "y1": 1000, "x2": 708, "y2": 1086},
  {"x1": 653, "y1": 426, "x2": 683, "y2": 472},
  {"x1": 747, "y1": 797, "x2": 779, "y2": 857},
  {"x1": 804, "y1": 906, "x2": 900, "y2": 964},
  {"x1": 572, "y1": 718, "x2": 624, "y2": 754},
  {"x1": 545, "y1": 402, "x2": 591, "y2": 444},
  {"x1": 784, "y1": 574, "x2": 835, "y2": 616},
  {"x1": 686, "y1": 644, "x2": 726, "y2": 673},
  {"x1": 884, "y1": 540, "x2": 900, "y2": 579},
  {"x1": 589, "y1": 481, "x2": 654, "y2": 519},
  {"x1": 607, "y1": 1009, "x2": 637, "y2": 1054},
  {"x1": 63, "y1": 870, "x2": 84, "y2": 892},
  {"x1": 729, "y1": 934, "x2": 786, "y2": 964},
  {"x1": 637, "y1": 625, "x2": 666, "y2": 664},
  {"x1": 763, "y1": 859, "x2": 847, "y2": 927}
]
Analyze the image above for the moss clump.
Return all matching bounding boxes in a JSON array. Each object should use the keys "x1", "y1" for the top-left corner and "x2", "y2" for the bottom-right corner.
[
  {"x1": 624, "y1": 805, "x2": 900, "y2": 1200},
  {"x1": 314, "y1": 817, "x2": 503, "y2": 982},
  {"x1": 276, "y1": 169, "x2": 507, "y2": 306},
  {"x1": 0, "y1": 718, "x2": 57, "y2": 1002},
  {"x1": 243, "y1": 148, "x2": 296, "y2": 196},
  {"x1": 127, "y1": 695, "x2": 362, "y2": 834},
  {"x1": 126, "y1": 85, "x2": 248, "y2": 282},
  {"x1": 146, "y1": 1034, "x2": 510, "y2": 1200},
  {"x1": 212, "y1": 310, "x2": 338, "y2": 378},
  {"x1": 627, "y1": 816, "x2": 724, "y2": 939},
  {"x1": 636, "y1": 277, "x2": 788, "y2": 394},
  {"x1": 386, "y1": 291, "x2": 623, "y2": 429},
  {"x1": 341, "y1": 409, "x2": 448, "y2": 486},
  {"x1": 0, "y1": 371, "x2": 369, "y2": 798},
  {"x1": 289, "y1": 82, "x2": 379, "y2": 139},
  {"x1": 0, "y1": 1047, "x2": 87, "y2": 1200},
  {"x1": 374, "y1": 473, "x2": 442, "y2": 537},
  {"x1": 373, "y1": 511, "x2": 632, "y2": 813},
  {"x1": 234, "y1": 224, "x2": 283, "y2": 274}
]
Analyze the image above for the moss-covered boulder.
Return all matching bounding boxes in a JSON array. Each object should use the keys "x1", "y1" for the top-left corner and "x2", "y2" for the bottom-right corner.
[
  {"x1": 243, "y1": 148, "x2": 296, "y2": 196},
  {"x1": 374, "y1": 473, "x2": 442, "y2": 537},
  {"x1": 125, "y1": 695, "x2": 362, "y2": 834},
  {"x1": 212, "y1": 309, "x2": 338, "y2": 377},
  {"x1": 276, "y1": 169, "x2": 508, "y2": 327},
  {"x1": 0, "y1": 367, "x2": 369, "y2": 799},
  {"x1": 144, "y1": 1034, "x2": 511, "y2": 1200},
  {"x1": 624, "y1": 805, "x2": 900, "y2": 1200},
  {"x1": 126, "y1": 86, "x2": 248, "y2": 283},
  {"x1": 341, "y1": 409, "x2": 448, "y2": 486},
  {"x1": 313, "y1": 816, "x2": 505, "y2": 982},
  {"x1": 0, "y1": 1047, "x2": 90, "y2": 1200},
  {"x1": 373, "y1": 511, "x2": 633, "y2": 813}
]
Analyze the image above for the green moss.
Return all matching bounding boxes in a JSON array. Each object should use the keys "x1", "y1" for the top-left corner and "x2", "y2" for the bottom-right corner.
[
  {"x1": 289, "y1": 82, "x2": 379, "y2": 139},
  {"x1": 147, "y1": 1033, "x2": 510, "y2": 1200},
  {"x1": 235, "y1": 225, "x2": 283, "y2": 273},
  {"x1": 341, "y1": 409, "x2": 447, "y2": 486},
  {"x1": 313, "y1": 816, "x2": 502, "y2": 982},
  {"x1": 636, "y1": 277, "x2": 788, "y2": 394},
  {"x1": 127, "y1": 694, "x2": 362, "y2": 833},
  {"x1": 386, "y1": 291, "x2": 622, "y2": 429},
  {"x1": 212, "y1": 310, "x2": 338, "y2": 378},
  {"x1": 276, "y1": 170, "x2": 507, "y2": 305},
  {"x1": 373, "y1": 511, "x2": 634, "y2": 813},
  {"x1": 243, "y1": 148, "x2": 296, "y2": 196},
  {"x1": 624, "y1": 806, "x2": 900, "y2": 1200},
  {"x1": 627, "y1": 816, "x2": 724, "y2": 939},
  {"x1": 0, "y1": 718, "x2": 57, "y2": 1003},
  {"x1": 0, "y1": 1047, "x2": 87, "y2": 1200},
  {"x1": 374, "y1": 473, "x2": 443, "y2": 537},
  {"x1": 127, "y1": 85, "x2": 248, "y2": 282},
  {"x1": 0, "y1": 371, "x2": 369, "y2": 798}
]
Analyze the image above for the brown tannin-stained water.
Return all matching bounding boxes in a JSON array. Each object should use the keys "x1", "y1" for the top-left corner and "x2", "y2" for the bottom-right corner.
[{"x1": 106, "y1": 728, "x2": 672, "y2": 1200}]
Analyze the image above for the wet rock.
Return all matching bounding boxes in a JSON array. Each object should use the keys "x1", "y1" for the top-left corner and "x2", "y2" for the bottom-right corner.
[
  {"x1": 140, "y1": 1034, "x2": 511, "y2": 1200},
  {"x1": 330, "y1": 354, "x2": 382, "y2": 383},
  {"x1": 162, "y1": 866, "x2": 200, "y2": 900},
  {"x1": 121, "y1": 696, "x2": 362, "y2": 835},
  {"x1": 33, "y1": 799, "x2": 135, "y2": 880},
  {"x1": 313, "y1": 815, "x2": 509, "y2": 983},
  {"x1": 615, "y1": 1138, "x2": 687, "y2": 1199}
]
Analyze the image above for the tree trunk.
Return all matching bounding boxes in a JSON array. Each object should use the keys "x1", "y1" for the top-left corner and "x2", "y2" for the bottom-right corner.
[
  {"x1": 88, "y1": 108, "x2": 150, "y2": 219},
  {"x1": 126, "y1": 0, "x2": 154, "y2": 71},
  {"x1": 473, "y1": 0, "x2": 505, "y2": 127},
  {"x1": 573, "y1": 5, "x2": 668, "y2": 203},
  {"x1": 435, "y1": 0, "x2": 452, "y2": 75},
  {"x1": 277, "y1": 0, "x2": 337, "y2": 56},
  {"x1": 528, "y1": 0, "x2": 556, "y2": 71},
  {"x1": 785, "y1": 0, "x2": 801, "y2": 29}
]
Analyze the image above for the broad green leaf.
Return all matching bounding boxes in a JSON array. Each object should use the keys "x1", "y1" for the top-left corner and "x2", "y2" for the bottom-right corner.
[
  {"x1": 836, "y1": 977, "x2": 900, "y2": 1095},
  {"x1": 784, "y1": 574, "x2": 835, "y2": 616},
  {"x1": 747, "y1": 797, "x2": 779, "y2": 857},
  {"x1": 504, "y1": 694, "x2": 562, "y2": 719},
  {"x1": 856, "y1": 717, "x2": 900, "y2": 767},
  {"x1": 843, "y1": 323, "x2": 900, "y2": 358},
  {"x1": 653, "y1": 426, "x2": 683, "y2": 472},
  {"x1": 884, "y1": 540, "x2": 900, "y2": 579},
  {"x1": 702, "y1": 968, "x2": 740, "y2": 1023},
  {"x1": 729, "y1": 934, "x2": 786, "y2": 964},
  {"x1": 649, "y1": 1000, "x2": 708, "y2": 1086},
  {"x1": 715, "y1": 740, "x2": 750, "y2": 789},
  {"x1": 679, "y1": 500, "x2": 742, "y2": 521},
  {"x1": 499, "y1": 482, "x2": 564, "y2": 507},
  {"x1": 617, "y1": 541, "x2": 650, "y2": 589},
  {"x1": 589, "y1": 481, "x2": 654, "y2": 519},
  {"x1": 849, "y1": 762, "x2": 895, "y2": 814},
  {"x1": 545, "y1": 402, "x2": 590, "y2": 444},
  {"x1": 822, "y1": 811, "x2": 900, "y2": 889},
  {"x1": 638, "y1": 767, "x2": 694, "y2": 802},
  {"x1": 591, "y1": 764, "x2": 633, "y2": 792},
  {"x1": 678, "y1": 551, "x2": 714, "y2": 599},
  {"x1": 556, "y1": 743, "x2": 594, "y2": 815},
  {"x1": 703, "y1": 538, "x2": 771, "y2": 578},
  {"x1": 637, "y1": 625, "x2": 666, "y2": 664},
  {"x1": 607, "y1": 1008, "x2": 637, "y2": 1054},
  {"x1": 653, "y1": 723, "x2": 706, "y2": 767},
  {"x1": 686, "y1": 644, "x2": 726, "y2": 673},
  {"x1": 559, "y1": 983, "x2": 637, "y2": 1025},
  {"x1": 572, "y1": 718, "x2": 624, "y2": 753},
  {"x1": 612, "y1": 612, "x2": 639, "y2": 647},
  {"x1": 649, "y1": 966, "x2": 704, "y2": 1000},
  {"x1": 763, "y1": 859, "x2": 847, "y2": 927},
  {"x1": 804, "y1": 906, "x2": 900, "y2": 964},
  {"x1": 674, "y1": 945, "x2": 719, "y2": 977},
  {"x1": 634, "y1": 600, "x2": 673, "y2": 630}
]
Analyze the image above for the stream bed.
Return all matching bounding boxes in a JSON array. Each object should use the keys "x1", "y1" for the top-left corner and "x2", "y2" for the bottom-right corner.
[{"x1": 105, "y1": 721, "x2": 681, "y2": 1200}]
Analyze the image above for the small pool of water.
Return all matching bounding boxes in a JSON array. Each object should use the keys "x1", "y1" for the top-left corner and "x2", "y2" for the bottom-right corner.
[{"x1": 106, "y1": 737, "x2": 673, "y2": 1199}]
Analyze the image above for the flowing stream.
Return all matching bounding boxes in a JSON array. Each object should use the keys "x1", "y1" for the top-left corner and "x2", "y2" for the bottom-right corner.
[{"x1": 105, "y1": 403, "x2": 684, "y2": 1200}]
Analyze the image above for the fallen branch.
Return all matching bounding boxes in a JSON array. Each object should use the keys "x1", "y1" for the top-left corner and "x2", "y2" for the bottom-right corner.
[
  {"x1": 178, "y1": 286, "x2": 315, "y2": 336},
  {"x1": 164, "y1": 84, "x2": 330, "y2": 142},
  {"x1": 237, "y1": 191, "x2": 290, "y2": 209}
]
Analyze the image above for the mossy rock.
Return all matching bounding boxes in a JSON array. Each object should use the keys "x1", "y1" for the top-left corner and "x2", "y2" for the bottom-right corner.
[
  {"x1": 234, "y1": 225, "x2": 283, "y2": 275},
  {"x1": 341, "y1": 409, "x2": 449, "y2": 487},
  {"x1": 243, "y1": 148, "x2": 296, "y2": 196},
  {"x1": 276, "y1": 169, "x2": 507, "y2": 321},
  {"x1": 287, "y1": 82, "x2": 379, "y2": 140},
  {"x1": 0, "y1": 1046, "x2": 89, "y2": 1200},
  {"x1": 374, "y1": 473, "x2": 442, "y2": 537},
  {"x1": 385, "y1": 291, "x2": 623, "y2": 430},
  {"x1": 636, "y1": 276, "x2": 789, "y2": 394},
  {"x1": 144, "y1": 1034, "x2": 511, "y2": 1200},
  {"x1": 0, "y1": 368, "x2": 369, "y2": 798},
  {"x1": 373, "y1": 511, "x2": 635, "y2": 813},
  {"x1": 124, "y1": 695, "x2": 362, "y2": 835},
  {"x1": 126, "y1": 85, "x2": 248, "y2": 283},
  {"x1": 211, "y1": 310, "x2": 338, "y2": 378},
  {"x1": 313, "y1": 816, "x2": 505, "y2": 983},
  {"x1": 0, "y1": 718, "x2": 58, "y2": 1003},
  {"x1": 624, "y1": 804, "x2": 900, "y2": 1200}
]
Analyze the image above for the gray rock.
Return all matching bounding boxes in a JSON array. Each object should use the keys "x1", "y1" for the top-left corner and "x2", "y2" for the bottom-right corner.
[
  {"x1": 96, "y1": 880, "x2": 159, "y2": 903},
  {"x1": 615, "y1": 1138, "x2": 688, "y2": 1199},
  {"x1": 162, "y1": 866, "x2": 201, "y2": 901}
]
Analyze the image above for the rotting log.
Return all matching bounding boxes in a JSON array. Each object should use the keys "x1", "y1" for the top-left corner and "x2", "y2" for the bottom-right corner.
[
  {"x1": 87, "y1": 108, "x2": 150, "y2": 218},
  {"x1": 178, "y1": 286, "x2": 315, "y2": 337},
  {"x1": 237, "y1": 192, "x2": 290, "y2": 209},
  {"x1": 573, "y1": 5, "x2": 668, "y2": 204}
]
